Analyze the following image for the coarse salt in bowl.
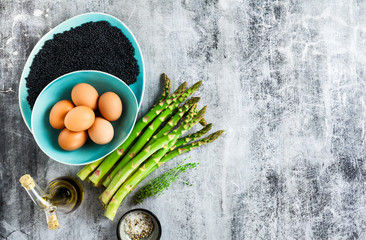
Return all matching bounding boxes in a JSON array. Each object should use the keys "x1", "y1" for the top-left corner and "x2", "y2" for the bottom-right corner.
[{"x1": 117, "y1": 209, "x2": 162, "y2": 240}]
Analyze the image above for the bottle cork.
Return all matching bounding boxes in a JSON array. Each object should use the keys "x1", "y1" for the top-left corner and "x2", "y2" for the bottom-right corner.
[
  {"x1": 19, "y1": 174, "x2": 35, "y2": 190},
  {"x1": 48, "y1": 215, "x2": 60, "y2": 230}
]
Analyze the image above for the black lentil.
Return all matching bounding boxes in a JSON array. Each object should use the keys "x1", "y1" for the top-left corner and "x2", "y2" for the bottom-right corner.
[{"x1": 26, "y1": 21, "x2": 139, "y2": 109}]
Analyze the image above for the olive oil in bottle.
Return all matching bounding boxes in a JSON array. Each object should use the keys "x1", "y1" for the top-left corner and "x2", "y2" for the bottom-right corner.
[
  {"x1": 20, "y1": 175, "x2": 84, "y2": 230},
  {"x1": 45, "y1": 176, "x2": 84, "y2": 214}
]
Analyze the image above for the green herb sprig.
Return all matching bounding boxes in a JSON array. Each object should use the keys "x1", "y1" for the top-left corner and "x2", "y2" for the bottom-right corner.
[{"x1": 134, "y1": 159, "x2": 198, "y2": 204}]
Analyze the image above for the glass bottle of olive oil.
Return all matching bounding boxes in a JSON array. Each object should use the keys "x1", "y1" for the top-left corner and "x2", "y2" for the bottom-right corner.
[{"x1": 20, "y1": 174, "x2": 84, "y2": 230}]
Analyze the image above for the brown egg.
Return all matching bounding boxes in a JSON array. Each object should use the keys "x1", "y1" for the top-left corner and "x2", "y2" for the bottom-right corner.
[
  {"x1": 98, "y1": 92, "x2": 123, "y2": 121},
  {"x1": 58, "y1": 129, "x2": 88, "y2": 151},
  {"x1": 88, "y1": 117, "x2": 114, "y2": 145},
  {"x1": 71, "y1": 83, "x2": 99, "y2": 110},
  {"x1": 64, "y1": 106, "x2": 95, "y2": 132},
  {"x1": 49, "y1": 100, "x2": 74, "y2": 129}
]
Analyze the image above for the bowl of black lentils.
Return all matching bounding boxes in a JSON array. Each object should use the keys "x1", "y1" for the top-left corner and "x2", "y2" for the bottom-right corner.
[{"x1": 19, "y1": 13, "x2": 144, "y2": 132}]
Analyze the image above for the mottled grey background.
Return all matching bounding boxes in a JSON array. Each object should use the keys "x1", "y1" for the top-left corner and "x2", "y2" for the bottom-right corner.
[{"x1": 1, "y1": 0, "x2": 366, "y2": 239}]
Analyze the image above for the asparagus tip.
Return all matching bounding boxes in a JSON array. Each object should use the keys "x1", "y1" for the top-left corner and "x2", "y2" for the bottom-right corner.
[
  {"x1": 173, "y1": 81, "x2": 188, "y2": 95},
  {"x1": 191, "y1": 106, "x2": 206, "y2": 123},
  {"x1": 188, "y1": 97, "x2": 200, "y2": 104},
  {"x1": 162, "y1": 73, "x2": 171, "y2": 86},
  {"x1": 205, "y1": 123, "x2": 213, "y2": 131},
  {"x1": 199, "y1": 106, "x2": 207, "y2": 115},
  {"x1": 211, "y1": 130, "x2": 225, "y2": 140},
  {"x1": 199, "y1": 118, "x2": 207, "y2": 126},
  {"x1": 190, "y1": 80, "x2": 202, "y2": 90}
]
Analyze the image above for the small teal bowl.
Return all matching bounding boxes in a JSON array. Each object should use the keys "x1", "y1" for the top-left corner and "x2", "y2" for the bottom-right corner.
[{"x1": 31, "y1": 70, "x2": 138, "y2": 165}]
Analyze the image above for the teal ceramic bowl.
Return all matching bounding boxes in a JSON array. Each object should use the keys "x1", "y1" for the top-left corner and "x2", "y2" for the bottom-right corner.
[
  {"x1": 19, "y1": 12, "x2": 144, "y2": 132},
  {"x1": 31, "y1": 70, "x2": 138, "y2": 165}
]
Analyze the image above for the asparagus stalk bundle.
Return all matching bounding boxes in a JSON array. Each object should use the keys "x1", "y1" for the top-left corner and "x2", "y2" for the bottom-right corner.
[
  {"x1": 77, "y1": 74, "x2": 224, "y2": 221},
  {"x1": 99, "y1": 107, "x2": 206, "y2": 206},
  {"x1": 104, "y1": 130, "x2": 224, "y2": 220}
]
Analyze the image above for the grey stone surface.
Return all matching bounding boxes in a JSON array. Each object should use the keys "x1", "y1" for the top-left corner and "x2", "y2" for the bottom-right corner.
[{"x1": 1, "y1": 0, "x2": 366, "y2": 239}]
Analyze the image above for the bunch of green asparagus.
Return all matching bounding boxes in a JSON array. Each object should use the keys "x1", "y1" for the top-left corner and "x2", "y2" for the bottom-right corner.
[{"x1": 77, "y1": 74, "x2": 224, "y2": 221}]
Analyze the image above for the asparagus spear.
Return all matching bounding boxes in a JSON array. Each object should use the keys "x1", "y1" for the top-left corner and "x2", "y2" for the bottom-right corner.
[
  {"x1": 99, "y1": 107, "x2": 206, "y2": 206},
  {"x1": 104, "y1": 130, "x2": 224, "y2": 220},
  {"x1": 163, "y1": 130, "x2": 225, "y2": 162},
  {"x1": 100, "y1": 82, "x2": 202, "y2": 187},
  {"x1": 170, "y1": 123, "x2": 212, "y2": 150},
  {"x1": 87, "y1": 81, "x2": 187, "y2": 185},
  {"x1": 77, "y1": 158, "x2": 104, "y2": 181}
]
